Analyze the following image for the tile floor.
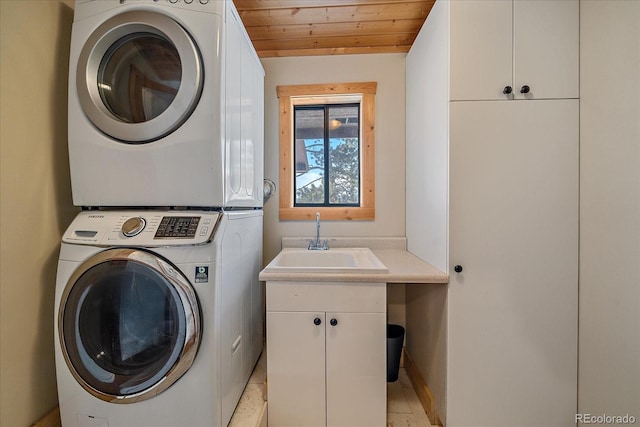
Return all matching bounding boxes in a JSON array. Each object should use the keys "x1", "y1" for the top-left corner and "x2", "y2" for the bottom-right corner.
[
  {"x1": 229, "y1": 350, "x2": 433, "y2": 427},
  {"x1": 229, "y1": 350, "x2": 268, "y2": 427},
  {"x1": 387, "y1": 368, "x2": 433, "y2": 427}
]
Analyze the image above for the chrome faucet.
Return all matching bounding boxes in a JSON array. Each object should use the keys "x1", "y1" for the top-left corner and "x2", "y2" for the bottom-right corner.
[{"x1": 308, "y1": 212, "x2": 328, "y2": 250}]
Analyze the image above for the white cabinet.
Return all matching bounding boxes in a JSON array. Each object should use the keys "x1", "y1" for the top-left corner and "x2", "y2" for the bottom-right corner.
[
  {"x1": 266, "y1": 281, "x2": 386, "y2": 427},
  {"x1": 450, "y1": 0, "x2": 579, "y2": 101},
  {"x1": 267, "y1": 311, "x2": 327, "y2": 426},
  {"x1": 406, "y1": 1, "x2": 579, "y2": 425},
  {"x1": 447, "y1": 99, "x2": 579, "y2": 426}
]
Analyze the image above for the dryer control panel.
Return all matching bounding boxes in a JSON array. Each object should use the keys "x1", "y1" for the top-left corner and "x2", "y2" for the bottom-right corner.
[{"x1": 62, "y1": 210, "x2": 222, "y2": 247}]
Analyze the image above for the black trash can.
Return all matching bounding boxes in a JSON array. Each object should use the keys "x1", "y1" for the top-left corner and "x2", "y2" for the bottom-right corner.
[{"x1": 387, "y1": 324, "x2": 405, "y2": 382}]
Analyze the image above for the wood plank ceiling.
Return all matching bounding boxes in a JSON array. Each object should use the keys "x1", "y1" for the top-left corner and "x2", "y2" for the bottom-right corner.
[{"x1": 232, "y1": 0, "x2": 435, "y2": 58}]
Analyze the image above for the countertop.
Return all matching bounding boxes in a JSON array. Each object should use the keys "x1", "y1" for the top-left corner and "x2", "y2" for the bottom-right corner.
[
  {"x1": 370, "y1": 249, "x2": 448, "y2": 283},
  {"x1": 259, "y1": 238, "x2": 449, "y2": 284}
]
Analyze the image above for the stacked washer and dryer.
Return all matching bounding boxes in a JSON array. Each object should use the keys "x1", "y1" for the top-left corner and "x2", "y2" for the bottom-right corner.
[{"x1": 54, "y1": 1, "x2": 265, "y2": 426}]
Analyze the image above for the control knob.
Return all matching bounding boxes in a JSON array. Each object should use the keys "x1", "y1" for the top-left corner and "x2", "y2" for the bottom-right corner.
[{"x1": 122, "y1": 217, "x2": 146, "y2": 237}]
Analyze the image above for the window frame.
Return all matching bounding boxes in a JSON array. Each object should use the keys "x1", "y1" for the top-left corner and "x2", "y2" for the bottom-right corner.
[{"x1": 277, "y1": 82, "x2": 377, "y2": 220}]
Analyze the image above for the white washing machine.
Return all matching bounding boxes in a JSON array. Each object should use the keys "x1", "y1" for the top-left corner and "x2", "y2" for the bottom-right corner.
[
  {"x1": 54, "y1": 209, "x2": 263, "y2": 427},
  {"x1": 68, "y1": 0, "x2": 264, "y2": 208}
]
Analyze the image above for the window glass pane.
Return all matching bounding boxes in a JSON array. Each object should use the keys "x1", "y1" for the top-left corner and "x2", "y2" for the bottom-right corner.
[
  {"x1": 293, "y1": 103, "x2": 361, "y2": 207},
  {"x1": 294, "y1": 107, "x2": 325, "y2": 204},
  {"x1": 329, "y1": 105, "x2": 360, "y2": 205}
]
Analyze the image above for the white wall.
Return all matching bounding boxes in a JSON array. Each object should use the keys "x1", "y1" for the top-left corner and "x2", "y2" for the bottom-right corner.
[
  {"x1": 404, "y1": 0, "x2": 449, "y2": 422},
  {"x1": 579, "y1": 0, "x2": 640, "y2": 419},
  {"x1": 0, "y1": 1, "x2": 78, "y2": 425},
  {"x1": 406, "y1": 0, "x2": 449, "y2": 274},
  {"x1": 261, "y1": 54, "x2": 407, "y2": 264}
]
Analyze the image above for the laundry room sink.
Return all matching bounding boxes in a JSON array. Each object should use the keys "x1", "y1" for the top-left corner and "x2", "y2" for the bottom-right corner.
[{"x1": 262, "y1": 248, "x2": 388, "y2": 275}]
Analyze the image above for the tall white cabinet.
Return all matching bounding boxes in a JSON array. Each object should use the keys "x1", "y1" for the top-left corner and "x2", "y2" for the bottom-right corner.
[{"x1": 406, "y1": 1, "x2": 579, "y2": 425}]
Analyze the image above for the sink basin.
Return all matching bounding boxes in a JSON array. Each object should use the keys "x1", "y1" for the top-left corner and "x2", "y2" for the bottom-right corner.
[{"x1": 263, "y1": 248, "x2": 388, "y2": 274}]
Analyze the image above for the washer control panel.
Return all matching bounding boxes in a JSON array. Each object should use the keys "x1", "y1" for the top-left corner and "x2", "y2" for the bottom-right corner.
[
  {"x1": 62, "y1": 211, "x2": 221, "y2": 247},
  {"x1": 155, "y1": 216, "x2": 200, "y2": 238}
]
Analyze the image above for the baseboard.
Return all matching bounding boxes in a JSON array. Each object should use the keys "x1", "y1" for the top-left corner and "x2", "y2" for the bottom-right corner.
[
  {"x1": 403, "y1": 349, "x2": 444, "y2": 426},
  {"x1": 257, "y1": 401, "x2": 267, "y2": 427},
  {"x1": 32, "y1": 407, "x2": 61, "y2": 427}
]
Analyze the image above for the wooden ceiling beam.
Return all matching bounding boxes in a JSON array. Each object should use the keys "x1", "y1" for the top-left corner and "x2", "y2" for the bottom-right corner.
[
  {"x1": 236, "y1": 2, "x2": 434, "y2": 27},
  {"x1": 245, "y1": 18, "x2": 426, "y2": 41},
  {"x1": 259, "y1": 45, "x2": 411, "y2": 58},
  {"x1": 234, "y1": 0, "x2": 431, "y2": 11},
  {"x1": 253, "y1": 33, "x2": 416, "y2": 52}
]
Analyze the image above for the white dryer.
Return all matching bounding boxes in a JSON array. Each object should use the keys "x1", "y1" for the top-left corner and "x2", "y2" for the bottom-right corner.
[
  {"x1": 54, "y1": 209, "x2": 263, "y2": 427},
  {"x1": 68, "y1": 0, "x2": 264, "y2": 208}
]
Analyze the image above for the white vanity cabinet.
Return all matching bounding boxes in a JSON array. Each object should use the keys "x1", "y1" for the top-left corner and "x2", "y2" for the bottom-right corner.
[
  {"x1": 266, "y1": 281, "x2": 386, "y2": 427},
  {"x1": 450, "y1": 0, "x2": 579, "y2": 101}
]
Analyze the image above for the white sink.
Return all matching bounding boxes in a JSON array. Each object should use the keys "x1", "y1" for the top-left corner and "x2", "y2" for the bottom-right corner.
[{"x1": 263, "y1": 248, "x2": 388, "y2": 274}]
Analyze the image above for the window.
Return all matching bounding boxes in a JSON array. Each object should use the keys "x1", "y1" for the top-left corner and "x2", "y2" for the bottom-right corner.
[
  {"x1": 294, "y1": 103, "x2": 360, "y2": 206},
  {"x1": 277, "y1": 82, "x2": 377, "y2": 220}
]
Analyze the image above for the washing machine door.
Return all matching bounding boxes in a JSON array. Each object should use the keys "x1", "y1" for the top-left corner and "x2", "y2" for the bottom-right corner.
[
  {"x1": 76, "y1": 11, "x2": 203, "y2": 143},
  {"x1": 58, "y1": 248, "x2": 201, "y2": 403}
]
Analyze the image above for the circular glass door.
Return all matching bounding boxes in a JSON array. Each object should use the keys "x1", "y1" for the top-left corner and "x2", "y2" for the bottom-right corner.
[
  {"x1": 99, "y1": 33, "x2": 181, "y2": 124},
  {"x1": 77, "y1": 11, "x2": 203, "y2": 143},
  {"x1": 58, "y1": 248, "x2": 201, "y2": 403}
]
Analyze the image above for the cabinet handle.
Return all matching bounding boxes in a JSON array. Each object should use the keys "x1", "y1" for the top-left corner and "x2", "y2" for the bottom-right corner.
[
  {"x1": 314, "y1": 317, "x2": 322, "y2": 326},
  {"x1": 454, "y1": 265, "x2": 463, "y2": 273},
  {"x1": 330, "y1": 318, "x2": 338, "y2": 326},
  {"x1": 520, "y1": 85, "x2": 530, "y2": 94},
  {"x1": 503, "y1": 86, "x2": 513, "y2": 95}
]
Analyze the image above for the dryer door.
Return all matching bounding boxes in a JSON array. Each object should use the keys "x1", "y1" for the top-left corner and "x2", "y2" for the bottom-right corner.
[
  {"x1": 58, "y1": 248, "x2": 201, "y2": 403},
  {"x1": 76, "y1": 11, "x2": 203, "y2": 143}
]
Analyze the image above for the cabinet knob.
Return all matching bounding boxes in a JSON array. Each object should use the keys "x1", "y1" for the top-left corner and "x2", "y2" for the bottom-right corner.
[
  {"x1": 503, "y1": 85, "x2": 513, "y2": 95},
  {"x1": 520, "y1": 85, "x2": 530, "y2": 94},
  {"x1": 330, "y1": 318, "x2": 338, "y2": 326},
  {"x1": 454, "y1": 265, "x2": 463, "y2": 273},
  {"x1": 313, "y1": 317, "x2": 322, "y2": 326}
]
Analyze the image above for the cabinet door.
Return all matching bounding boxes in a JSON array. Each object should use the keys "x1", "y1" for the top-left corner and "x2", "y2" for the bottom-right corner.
[
  {"x1": 450, "y1": 0, "x2": 513, "y2": 101},
  {"x1": 514, "y1": 0, "x2": 579, "y2": 99},
  {"x1": 450, "y1": 0, "x2": 578, "y2": 101},
  {"x1": 326, "y1": 312, "x2": 386, "y2": 427},
  {"x1": 267, "y1": 312, "x2": 326, "y2": 427},
  {"x1": 448, "y1": 100, "x2": 578, "y2": 426}
]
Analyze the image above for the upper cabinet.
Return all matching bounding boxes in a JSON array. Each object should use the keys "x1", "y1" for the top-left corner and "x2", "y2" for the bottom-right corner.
[{"x1": 450, "y1": 0, "x2": 579, "y2": 101}]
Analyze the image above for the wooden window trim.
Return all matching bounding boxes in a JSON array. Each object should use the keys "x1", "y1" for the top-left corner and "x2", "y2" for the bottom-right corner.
[{"x1": 277, "y1": 82, "x2": 377, "y2": 221}]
